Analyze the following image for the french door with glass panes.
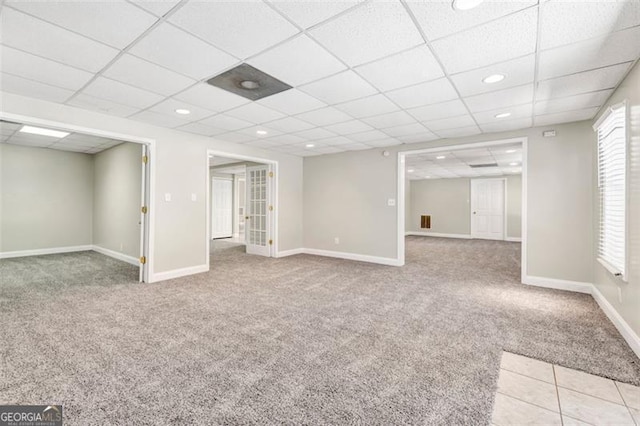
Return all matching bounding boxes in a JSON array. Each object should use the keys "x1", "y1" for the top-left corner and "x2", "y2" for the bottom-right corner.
[{"x1": 245, "y1": 165, "x2": 272, "y2": 256}]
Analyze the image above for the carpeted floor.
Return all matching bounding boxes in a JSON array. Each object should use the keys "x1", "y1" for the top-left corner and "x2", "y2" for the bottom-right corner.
[{"x1": 1, "y1": 237, "x2": 638, "y2": 425}]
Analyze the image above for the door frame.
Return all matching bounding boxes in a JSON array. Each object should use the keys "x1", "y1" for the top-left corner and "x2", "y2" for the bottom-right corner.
[
  {"x1": 206, "y1": 149, "x2": 278, "y2": 267},
  {"x1": 469, "y1": 177, "x2": 507, "y2": 240},
  {"x1": 397, "y1": 137, "x2": 528, "y2": 282},
  {"x1": 0, "y1": 112, "x2": 156, "y2": 283}
]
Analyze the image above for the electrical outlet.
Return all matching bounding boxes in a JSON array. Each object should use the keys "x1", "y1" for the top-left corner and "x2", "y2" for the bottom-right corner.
[{"x1": 334, "y1": 237, "x2": 340, "y2": 245}]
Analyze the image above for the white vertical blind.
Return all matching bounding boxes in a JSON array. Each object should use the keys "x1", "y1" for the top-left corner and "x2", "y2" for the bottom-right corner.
[{"x1": 596, "y1": 104, "x2": 627, "y2": 278}]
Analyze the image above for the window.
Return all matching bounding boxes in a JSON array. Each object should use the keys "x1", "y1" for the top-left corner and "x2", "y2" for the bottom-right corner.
[{"x1": 595, "y1": 102, "x2": 627, "y2": 280}]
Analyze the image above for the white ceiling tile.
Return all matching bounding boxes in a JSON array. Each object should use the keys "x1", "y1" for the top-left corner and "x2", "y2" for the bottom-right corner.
[
  {"x1": 149, "y1": 99, "x2": 215, "y2": 122},
  {"x1": 385, "y1": 78, "x2": 459, "y2": 109},
  {"x1": 262, "y1": 117, "x2": 314, "y2": 133},
  {"x1": 479, "y1": 117, "x2": 533, "y2": 134},
  {"x1": 464, "y1": 84, "x2": 534, "y2": 113},
  {"x1": 294, "y1": 127, "x2": 337, "y2": 140},
  {"x1": 82, "y1": 77, "x2": 164, "y2": 109},
  {"x1": 214, "y1": 132, "x2": 255, "y2": 144},
  {"x1": 309, "y1": 0, "x2": 423, "y2": 67},
  {"x1": 365, "y1": 138, "x2": 403, "y2": 147},
  {"x1": 354, "y1": 44, "x2": 444, "y2": 92},
  {"x1": 361, "y1": 110, "x2": 416, "y2": 129},
  {"x1": 299, "y1": 70, "x2": 377, "y2": 104},
  {"x1": 130, "y1": 0, "x2": 181, "y2": 17},
  {"x1": 169, "y1": 1, "x2": 299, "y2": 59},
  {"x1": 349, "y1": 129, "x2": 391, "y2": 143},
  {"x1": 66, "y1": 93, "x2": 140, "y2": 117},
  {"x1": 396, "y1": 133, "x2": 438, "y2": 144},
  {"x1": 265, "y1": 134, "x2": 308, "y2": 145},
  {"x1": 342, "y1": 142, "x2": 373, "y2": 151},
  {"x1": 334, "y1": 94, "x2": 399, "y2": 119},
  {"x1": 450, "y1": 54, "x2": 536, "y2": 97},
  {"x1": 237, "y1": 126, "x2": 284, "y2": 139},
  {"x1": 1, "y1": 45, "x2": 94, "y2": 91},
  {"x1": 534, "y1": 107, "x2": 600, "y2": 127},
  {"x1": 224, "y1": 103, "x2": 286, "y2": 124},
  {"x1": 316, "y1": 136, "x2": 356, "y2": 146},
  {"x1": 257, "y1": 89, "x2": 326, "y2": 115},
  {"x1": 423, "y1": 114, "x2": 477, "y2": 131},
  {"x1": 473, "y1": 104, "x2": 532, "y2": 124},
  {"x1": 130, "y1": 110, "x2": 190, "y2": 128},
  {"x1": 172, "y1": 84, "x2": 249, "y2": 113},
  {"x1": 432, "y1": 8, "x2": 538, "y2": 74},
  {"x1": 199, "y1": 114, "x2": 254, "y2": 131},
  {"x1": 269, "y1": 0, "x2": 365, "y2": 29},
  {"x1": 248, "y1": 35, "x2": 346, "y2": 86},
  {"x1": 295, "y1": 106, "x2": 353, "y2": 126},
  {"x1": 406, "y1": 0, "x2": 536, "y2": 41},
  {"x1": 536, "y1": 63, "x2": 630, "y2": 100},
  {"x1": 0, "y1": 72, "x2": 74, "y2": 103},
  {"x1": 315, "y1": 145, "x2": 347, "y2": 154},
  {"x1": 244, "y1": 139, "x2": 283, "y2": 149},
  {"x1": 383, "y1": 122, "x2": 429, "y2": 138},
  {"x1": 7, "y1": 1, "x2": 157, "y2": 48},
  {"x1": 408, "y1": 99, "x2": 468, "y2": 122},
  {"x1": 175, "y1": 122, "x2": 226, "y2": 137},
  {"x1": 130, "y1": 23, "x2": 239, "y2": 79},
  {"x1": 539, "y1": 1, "x2": 640, "y2": 50},
  {"x1": 538, "y1": 27, "x2": 640, "y2": 80},
  {"x1": 434, "y1": 126, "x2": 482, "y2": 139},
  {"x1": 325, "y1": 120, "x2": 374, "y2": 136},
  {"x1": 534, "y1": 90, "x2": 613, "y2": 116},
  {"x1": 104, "y1": 54, "x2": 196, "y2": 96},
  {"x1": 1, "y1": 8, "x2": 119, "y2": 72}
]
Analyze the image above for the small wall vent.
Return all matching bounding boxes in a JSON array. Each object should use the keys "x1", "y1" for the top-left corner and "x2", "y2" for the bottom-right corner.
[
  {"x1": 421, "y1": 215, "x2": 431, "y2": 229},
  {"x1": 469, "y1": 163, "x2": 499, "y2": 168}
]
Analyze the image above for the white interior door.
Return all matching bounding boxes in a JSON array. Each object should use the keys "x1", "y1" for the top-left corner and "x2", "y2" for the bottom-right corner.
[
  {"x1": 211, "y1": 178, "x2": 233, "y2": 239},
  {"x1": 245, "y1": 165, "x2": 271, "y2": 256},
  {"x1": 471, "y1": 178, "x2": 505, "y2": 240}
]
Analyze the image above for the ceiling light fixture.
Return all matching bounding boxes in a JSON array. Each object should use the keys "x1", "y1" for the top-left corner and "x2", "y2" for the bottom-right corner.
[
  {"x1": 408, "y1": 169, "x2": 415, "y2": 173},
  {"x1": 240, "y1": 80, "x2": 260, "y2": 90},
  {"x1": 305, "y1": 143, "x2": 315, "y2": 148},
  {"x1": 256, "y1": 130, "x2": 268, "y2": 136},
  {"x1": 436, "y1": 155, "x2": 446, "y2": 159},
  {"x1": 452, "y1": 0, "x2": 484, "y2": 11},
  {"x1": 19, "y1": 125, "x2": 69, "y2": 138},
  {"x1": 509, "y1": 162, "x2": 519, "y2": 166},
  {"x1": 482, "y1": 74, "x2": 505, "y2": 84},
  {"x1": 175, "y1": 109, "x2": 190, "y2": 115},
  {"x1": 494, "y1": 112, "x2": 511, "y2": 119},
  {"x1": 506, "y1": 149, "x2": 516, "y2": 153}
]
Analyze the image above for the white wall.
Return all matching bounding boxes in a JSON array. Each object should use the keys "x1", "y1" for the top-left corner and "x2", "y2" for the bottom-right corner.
[
  {"x1": 592, "y1": 61, "x2": 640, "y2": 336},
  {"x1": 304, "y1": 121, "x2": 594, "y2": 283},
  {"x1": 93, "y1": 142, "x2": 142, "y2": 259},
  {"x1": 0, "y1": 144, "x2": 93, "y2": 252},
  {"x1": 1, "y1": 93, "x2": 304, "y2": 280}
]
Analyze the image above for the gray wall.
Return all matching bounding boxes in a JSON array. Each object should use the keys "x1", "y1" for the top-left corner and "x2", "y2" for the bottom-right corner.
[
  {"x1": 406, "y1": 175, "x2": 521, "y2": 238},
  {"x1": 93, "y1": 142, "x2": 142, "y2": 258},
  {"x1": 592, "y1": 61, "x2": 640, "y2": 336},
  {"x1": 304, "y1": 120, "x2": 594, "y2": 283},
  {"x1": 0, "y1": 144, "x2": 93, "y2": 252}
]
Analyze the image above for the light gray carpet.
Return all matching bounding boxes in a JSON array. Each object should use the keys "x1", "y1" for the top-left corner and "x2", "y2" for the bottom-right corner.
[{"x1": 1, "y1": 237, "x2": 638, "y2": 425}]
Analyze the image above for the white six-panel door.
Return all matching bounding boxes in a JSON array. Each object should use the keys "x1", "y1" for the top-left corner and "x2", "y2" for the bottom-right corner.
[
  {"x1": 211, "y1": 177, "x2": 233, "y2": 239},
  {"x1": 470, "y1": 178, "x2": 505, "y2": 240},
  {"x1": 245, "y1": 165, "x2": 271, "y2": 256}
]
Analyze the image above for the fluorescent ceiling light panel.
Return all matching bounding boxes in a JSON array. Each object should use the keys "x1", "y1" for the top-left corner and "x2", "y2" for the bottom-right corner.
[{"x1": 19, "y1": 125, "x2": 69, "y2": 138}]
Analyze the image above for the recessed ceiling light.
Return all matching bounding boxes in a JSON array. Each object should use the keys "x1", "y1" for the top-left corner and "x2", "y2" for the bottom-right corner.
[
  {"x1": 240, "y1": 80, "x2": 260, "y2": 90},
  {"x1": 175, "y1": 109, "x2": 191, "y2": 115},
  {"x1": 436, "y1": 155, "x2": 446, "y2": 160},
  {"x1": 482, "y1": 74, "x2": 505, "y2": 84},
  {"x1": 494, "y1": 112, "x2": 511, "y2": 119},
  {"x1": 305, "y1": 143, "x2": 315, "y2": 148},
  {"x1": 256, "y1": 130, "x2": 268, "y2": 135},
  {"x1": 19, "y1": 125, "x2": 69, "y2": 138},
  {"x1": 509, "y1": 162, "x2": 519, "y2": 166},
  {"x1": 506, "y1": 149, "x2": 516, "y2": 153},
  {"x1": 425, "y1": 176, "x2": 431, "y2": 179},
  {"x1": 452, "y1": 0, "x2": 484, "y2": 11},
  {"x1": 408, "y1": 169, "x2": 415, "y2": 173}
]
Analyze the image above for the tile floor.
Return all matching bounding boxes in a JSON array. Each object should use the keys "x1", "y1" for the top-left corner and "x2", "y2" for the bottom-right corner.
[{"x1": 492, "y1": 351, "x2": 640, "y2": 425}]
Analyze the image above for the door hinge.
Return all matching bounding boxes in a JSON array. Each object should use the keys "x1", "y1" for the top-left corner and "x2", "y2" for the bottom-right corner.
[
  {"x1": 139, "y1": 256, "x2": 146, "y2": 264},
  {"x1": 268, "y1": 205, "x2": 273, "y2": 211},
  {"x1": 268, "y1": 239, "x2": 273, "y2": 245},
  {"x1": 141, "y1": 206, "x2": 148, "y2": 214},
  {"x1": 268, "y1": 171, "x2": 274, "y2": 178},
  {"x1": 142, "y1": 155, "x2": 148, "y2": 164}
]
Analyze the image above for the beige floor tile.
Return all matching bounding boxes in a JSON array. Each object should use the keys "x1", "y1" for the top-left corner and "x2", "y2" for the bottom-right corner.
[
  {"x1": 497, "y1": 369, "x2": 559, "y2": 412},
  {"x1": 561, "y1": 415, "x2": 593, "y2": 425},
  {"x1": 554, "y1": 365, "x2": 624, "y2": 404},
  {"x1": 492, "y1": 393, "x2": 562, "y2": 426},
  {"x1": 499, "y1": 352, "x2": 555, "y2": 384},
  {"x1": 616, "y1": 381, "x2": 640, "y2": 410},
  {"x1": 557, "y1": 387, "x2": 635, "y2": 425}
]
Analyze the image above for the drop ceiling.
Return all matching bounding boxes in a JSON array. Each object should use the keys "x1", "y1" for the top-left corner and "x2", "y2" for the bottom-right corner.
[
  {"x1": 1, "y1": 0, "x2": 639, "y2": 157},
  {"x1": 406, "y1": 143, "x2": 522, "y2": 180}
]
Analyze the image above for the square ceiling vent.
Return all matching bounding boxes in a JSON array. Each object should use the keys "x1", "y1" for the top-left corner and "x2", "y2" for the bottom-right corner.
[{"x1": 206, "y1": 63, "x2": 292, "y2": 101}]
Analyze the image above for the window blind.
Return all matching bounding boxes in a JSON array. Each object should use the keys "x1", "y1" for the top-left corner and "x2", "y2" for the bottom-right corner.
[{"x1": 596, "y1": 104, "x2": 627, "y2": 278}]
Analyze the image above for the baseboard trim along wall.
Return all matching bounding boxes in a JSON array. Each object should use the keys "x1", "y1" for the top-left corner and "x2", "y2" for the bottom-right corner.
[
  {"x1": 151, "y1": 264, "x2": 209, "y2": 283},
  {"x1": 405, "y1": 232, "x2": 472, "y2": 239},
  {"x1": 522, "y1": 275, "x2": 593, "y2": 294},
  {"x1": 0, "y1": 245, "x2": 93, "y2": 259},
  {"x1": 304, "y1": 248, "x2": 403, "y2": 266},
  {"x1": 505, "y1": 237, "x2": 522, "y2": 242},
  {"x1": 91, "y1": 245, "x2": 139, "y2": 266},
  {"x1": 275, "y1": 248, "x2": 305, "y2": 258}
]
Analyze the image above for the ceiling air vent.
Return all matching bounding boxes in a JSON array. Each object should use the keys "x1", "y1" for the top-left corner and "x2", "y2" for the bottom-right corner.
[
  {"x1": 206, "y1": 63, "x2": 292, "y2": 101},
  {"x1": 469, "y1": 163, "x2": 499, "y2": 168}
]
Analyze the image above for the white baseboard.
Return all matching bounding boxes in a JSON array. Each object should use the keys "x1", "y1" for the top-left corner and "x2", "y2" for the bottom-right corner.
[
  {"x1": 591, "y1": 286, "x2": 640, "y2": 359},
  {"x1": 275, "y1": 248, "x2": 305, "y2": 258},
  {"x1": 303, "y1": 248, "x2": 402, "y2": 266},
  {"x1": 522, "y1": 275, "x2": 593, "y2": 294},
  {"x1": 151, "y1": 264, "x2": 208, "y2": 283},
  {"x1": 505, "y1": 237, "x2": 522, "y2": 242},
  {"x1": 0, "y1": 245, "x2": 93, "y2": 259},
  {"x1": 405, "y1": 232, "x2": 472, "y2": 239},
  {"x1": 91, "y1": 245, "x2": 138, "y2": 266}
]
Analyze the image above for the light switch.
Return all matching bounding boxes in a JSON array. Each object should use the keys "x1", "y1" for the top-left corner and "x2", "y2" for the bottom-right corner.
[
  {"x1": 164, "y1": 193, "x2": 171, "y2": 202},
  {"x1": 191, "y1": 193, "x2": 197, "y2": 201},
  {"x1": 387, "y1": 198, "x2": 396, "y2": 206}
]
